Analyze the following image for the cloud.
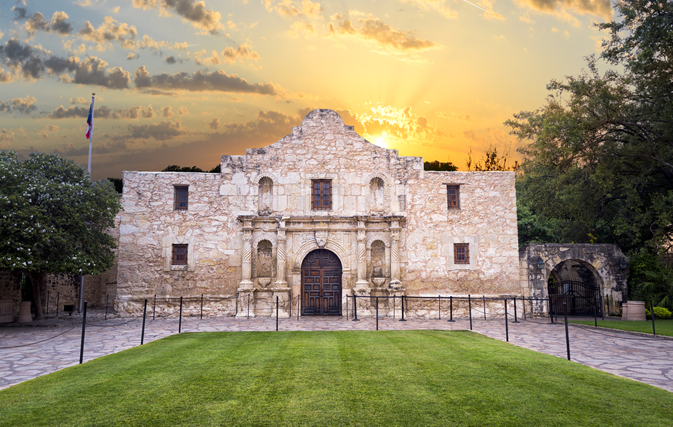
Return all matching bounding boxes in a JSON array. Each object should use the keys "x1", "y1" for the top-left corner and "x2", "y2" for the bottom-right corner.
[
  {"x1": 24, "y1": 11, "x2": 73, "y2": 38},
  {"x1": 161, "y1": 106, "x2": 174, "y2": 117},
  {"x1": 177, "y1": 106, "x2": 189, "y2": 115},
  {"x1": 78, "y1": 16, "x2": 138, "y2": 51},
  {"x1": 0, "y1": 39, "x2": 131, "y2": 88},
  {"x1": 209, "y1": 118, "x2": 219, "y2": 129},
  {"x1": 127, "y1": 52, "x2": 138, "y2": 60},
  {"x1": 126, "y1": 120, "x2": 184, "y2": 140},
  {"x1": 11, "y1": 6, "x2": 29, "y2": 20},
  {"x1": 302, "y1": 0, "x2": 323, "y2": 18},
  {"x1": 132, "y1": 0, "x2": 224, "y2": 34},
  {"x1": 222, "y1": 44, "x2": 260, "y2": 62},
  {"x1": 165, "y1": 55, "x2": 180, "y2": 64},
  {"x1": 135, "y1": 34, "x2": 189, "y2": 51},
  {"x1": 133, "y1": 66, "x2": 285, "y2": 96},
  {"x1": 194, "y1": 49, "x2": 221, "y2": 65},
  {"x1": 286, "y1": 21, "x2": 316, "y2": 39},
  {"x1": 353, "y1": 105, "x2": 445, "y2": 146},
  {"x1": 395, "y1": 0, "x2": 457, "y2": 19},
  {"x1": 327, "y1": 14, "x2": 438, "y2": 54},
  {"x1": 514, "y1": 0, "x2": 612, "y2": 20},
  {"x1": 70, "y1": 97, "x2": 88, "y2": 105},
  {"x1": 264, "y1": 0, "x2": 302, "y2": 17},
  {"x1": 47, "y1": 104, "x2": 156, "y2": 120},
  {"x1": 0, "y1": 96, "x2": 37, "y2": 114}
]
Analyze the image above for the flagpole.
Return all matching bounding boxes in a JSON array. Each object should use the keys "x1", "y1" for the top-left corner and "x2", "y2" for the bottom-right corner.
[
  {"x1": 87, "y1": 93, "x2": 95, "y2": 174},
  {"x1": 80, "y1": 93, "x2": 94, "y2": 314}
]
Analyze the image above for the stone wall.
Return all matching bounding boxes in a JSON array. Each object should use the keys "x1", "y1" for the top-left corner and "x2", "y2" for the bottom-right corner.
[
  {"x1": 115, "y1": 109, "x2": 520, "y2": 317},
  {"x1": 520, "y1": 243, "x2": 628, "y2": 315},
  {"x1": 0, "y1": 271, "x2": 20, "y2": 320}
]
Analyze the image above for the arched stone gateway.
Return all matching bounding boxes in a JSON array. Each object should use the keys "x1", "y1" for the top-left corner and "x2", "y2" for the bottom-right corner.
[
  {"x1": 520, "y1": 244, "x2": 629, "y2": 316},
  {"x1": 301, "y1": 249, "x2": 342, "y2": 316}
]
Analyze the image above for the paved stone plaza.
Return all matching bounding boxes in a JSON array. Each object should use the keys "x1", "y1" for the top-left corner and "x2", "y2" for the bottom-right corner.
[{"x1": 2, "y1": 313, "x2": 672, "y2": 393}]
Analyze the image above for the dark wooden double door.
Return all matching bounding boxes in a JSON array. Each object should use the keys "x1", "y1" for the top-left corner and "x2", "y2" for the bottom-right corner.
[{"x1": 302, "y1": 249, "x2": 342, "y2": 316}]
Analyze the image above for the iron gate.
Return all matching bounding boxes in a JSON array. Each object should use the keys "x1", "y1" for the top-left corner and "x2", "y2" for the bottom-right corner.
[{"x1": 548, "y1": 280, "x2": 602, "y2": 316}]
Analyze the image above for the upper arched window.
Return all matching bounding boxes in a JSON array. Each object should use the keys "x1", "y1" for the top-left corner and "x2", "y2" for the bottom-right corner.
[
  {"x1": 258, "y1": 177, "x2": 273, "y2": 214},
  {"x1": 369, "y1": 177, "x2": 384, "y2": 211}
]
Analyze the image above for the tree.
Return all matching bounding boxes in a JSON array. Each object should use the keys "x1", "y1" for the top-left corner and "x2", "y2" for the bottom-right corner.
[
  {"x1": 506, "y1": 1, "x2": 673, "y2": 252},
  {"x1": 466, "y1": 145, "x2": 519, "y2": 171},
  {"x1": 0, "y1": 152, "x2": 121, "y2": 319},
  {"x1": 423, "y1": 160, "x2": 458, "y2": 171},
  {"x1": 161, "y1": 164, "x2": 221, "y2": 173}
]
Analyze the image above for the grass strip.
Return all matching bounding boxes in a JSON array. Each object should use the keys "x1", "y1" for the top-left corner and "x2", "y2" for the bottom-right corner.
[
  {"x1": 570, "y1": 319, "x2": 673, "y2": 336},
  {"x1": 1, "y1": 330, "x2": 672, "y2": 426}
]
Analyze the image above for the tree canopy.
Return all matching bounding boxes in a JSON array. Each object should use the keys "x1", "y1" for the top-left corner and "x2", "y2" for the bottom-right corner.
[
  {"x1": 0, "y1": 151, "x2": 121, "y2": 318},
  {"x1": 507, "y1": 0, "x2": 673, "y2": 254}
]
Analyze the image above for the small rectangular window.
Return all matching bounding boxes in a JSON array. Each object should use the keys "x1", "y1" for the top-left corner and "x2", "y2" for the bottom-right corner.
[
  {"x1": 454, "y1": 243, "x2": 469, "y2": 264},
  {"x1": 172, "y1": 244, "x2": 188, "y2": 265},
  {"x1": 311, "y1": 179, "x2": 332, "y2": 210},
  {"x1": 174, "y1": 186, "x2": 189, "y2": 211},
  {"x1": 447, "y1": 185, "x2": 460, "y2": 209}
]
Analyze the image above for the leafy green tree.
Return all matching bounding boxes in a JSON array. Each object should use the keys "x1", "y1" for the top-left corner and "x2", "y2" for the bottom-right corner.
[
  {"x1": 0, "y1": 152, "x2": 121, "y2": 319},
  {"x1": 161, "y1": 165, "x2": 221, "y2": 173},
  {"x1": 506, "y1": 0, "x2": 673, "y2": 252}
]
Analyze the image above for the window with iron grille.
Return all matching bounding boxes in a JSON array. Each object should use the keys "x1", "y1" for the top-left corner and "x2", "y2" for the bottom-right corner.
[
  {"x1": 454, "y1": 243, "x2": 469, "y2": 264},
  {"x1": 172, "y1": 244, "x2": 188, "y2": 265},
  {"x1": 446, "y1": 184, "x2": 460, "y2": 209},
  {"x1": 311, "y1": 179, "x2": 332, "y2": 210},
  {"x1": 174, "y1": 186, "x2": 189, "y2": 211}
]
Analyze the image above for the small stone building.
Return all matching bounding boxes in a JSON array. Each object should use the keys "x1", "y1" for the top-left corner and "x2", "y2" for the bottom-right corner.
[{"x1": 115, "y1": 109, "x2": 520, "y2": 317}]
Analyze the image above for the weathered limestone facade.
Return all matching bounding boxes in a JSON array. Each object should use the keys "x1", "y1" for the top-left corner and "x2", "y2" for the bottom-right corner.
[{"x1": 116, "y1": 109, "x2": 519, "y2": 317}]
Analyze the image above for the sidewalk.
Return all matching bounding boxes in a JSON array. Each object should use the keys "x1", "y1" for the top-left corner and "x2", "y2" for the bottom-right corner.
[{"x1": 2, "y1": 314, "x2": 673, "y2": 393}]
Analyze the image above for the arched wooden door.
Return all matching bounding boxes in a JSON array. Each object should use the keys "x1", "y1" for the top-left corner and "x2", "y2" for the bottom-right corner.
[{"x1": 301, "y1": 249, "x2": 342, "y2": 316}]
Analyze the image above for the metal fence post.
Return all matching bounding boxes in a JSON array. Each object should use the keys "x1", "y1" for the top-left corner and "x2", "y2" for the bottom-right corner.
[
  {"x1": 468, "y1": 294, "x2": 472, "y2": 330},
  {"x1": 400, "y1": 295, "x2": 406, "y2": 321},
  {"x1": 79, "y1": 301, "x2": 87, "y2": 364},
  {"x1": 564, "y1": 301, "x2": 570, "y2": 361},
  {"x1": 353, "y1": 294, "x2": 359, "y2": 321},
  {"x1": 46, "y1": 290, "x2": 49, "y2": 317},
  {"x1": 523, "y1": 297, "x2": 527, "y2": 321},
  {"x1": 200, "y1": 294, "x2": 204, "y2": 320},
  {"x1": 513, "y1": 297, "x2": 519, "y2": 323},
  {"x1": 504, "y1": 298, "x2": 509, "y2": 342},
  {"x1": 247, "y1": 294, "x2": 250, "y2": 319},
  {"x1": 276, "y1": 296, "x2": 279, "y2": 332},
  {"x1": 448, "y1": 296, "x2": 454, "y2": 322},
  {"x1": 650, "y1": 297, "x2": 656, "y2": 336},
  {"x1": 483, "y1": 295, "x2": 486, "y2": 320},
  {"x1": 141, "y1": 299, "x2": 147, "y2": 345},
  {"x1": 593, "y1": 295, "x2": 598, "y2": 327},
  {"x1": 438, "y1": 295, "x2": 441, "y2": 320},
  {"x1": 376, "y1": 296, "x2": 379, "y2": 331},
  {"x1": 297, "y1": 295, "x2": 300, "y2": 320},
  {"x1": 346, "y1": 295, "x2": 349, "y2": 320},
  {"x1": 56, "y1": 293, "x2": 59, "y2": 319},
  {"x1": 549, "y1": 295, "x2": 554, "y2": 324},
  {"x1": 178, "y1": 296, "x2": 183, "y2": 333},
  {"x1": 153, "y1": 294, "x2": 156, "y2": 320},
  {"x1": 105, "y1": 294, "x2": 108, "y2": 320}
]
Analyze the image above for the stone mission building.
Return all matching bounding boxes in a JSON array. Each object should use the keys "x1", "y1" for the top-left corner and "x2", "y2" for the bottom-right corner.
[{"x1": 115, "y1": 109, "x2": 520, "y2": 317}]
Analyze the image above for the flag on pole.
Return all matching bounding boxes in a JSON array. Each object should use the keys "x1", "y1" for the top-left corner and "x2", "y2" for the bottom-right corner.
[{"x1": 85, "y1": 98, "x2": 94, "y2": 139}]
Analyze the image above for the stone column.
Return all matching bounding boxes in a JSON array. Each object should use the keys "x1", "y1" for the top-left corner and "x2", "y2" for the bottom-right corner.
[
  {"x1": 239, "y1": 228, "x2": 254, "y2": 289},
  {"x1": 273, "y1": 228, "x2": 288, "y2": 288},
  {"x1": 354, "y1": 220, "x2": 370, "y2": 293},
  {"x1": 389, "y1": 220, "x2": 403, "y2": 289},
  {"x1": 237, "y1": 221, "x2": 254, "y2": 317}
]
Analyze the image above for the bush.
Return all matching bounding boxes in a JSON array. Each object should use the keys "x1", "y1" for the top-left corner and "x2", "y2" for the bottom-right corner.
[{"x1": 645, "y1": 307, "x2": 673, "y2": 320}]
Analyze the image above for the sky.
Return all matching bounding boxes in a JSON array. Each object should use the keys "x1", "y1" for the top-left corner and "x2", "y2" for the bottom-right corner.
[{"x1": 0, "y1": 0, "x2": 616, "y2": 180}]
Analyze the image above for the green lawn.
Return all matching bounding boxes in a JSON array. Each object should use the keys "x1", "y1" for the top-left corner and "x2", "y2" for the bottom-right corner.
[
  {"x1": 1, "y1": 330, "x2": 672, "y2": 426},
  {"x1": 571, "y1": 319, "x2": 673, "y2": 336}
]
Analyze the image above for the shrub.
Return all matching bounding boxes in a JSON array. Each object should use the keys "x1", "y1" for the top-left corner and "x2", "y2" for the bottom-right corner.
[{"x1": 645, "y1": 307, "x2": 673, "y2": 320}]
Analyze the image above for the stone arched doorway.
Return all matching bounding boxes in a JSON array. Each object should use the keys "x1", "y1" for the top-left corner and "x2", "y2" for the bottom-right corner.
[
  {"x1": 301, "y1": 249, "x2": 342, "y2": 316},
  {"x1": 548, "y1": 259, "x2": 602, "y2": 316},
  {"x1": 520, "y1": 244, "x2": 629, "y2": 316}
]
